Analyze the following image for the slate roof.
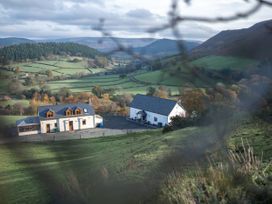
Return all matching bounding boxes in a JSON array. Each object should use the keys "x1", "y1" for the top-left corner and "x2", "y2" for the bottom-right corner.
[
  {"x1": 38, "y1": 103, "x2": 95, "y2": 120},
  {"x1": 130, "y1": 94, "x2": 179, "y2": 116},
  {"x1": 16, "y1": 116, "x2": 40, "y2": 126}
]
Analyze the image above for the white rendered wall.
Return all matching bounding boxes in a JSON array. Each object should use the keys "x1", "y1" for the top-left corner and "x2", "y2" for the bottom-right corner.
[
  {"x1": 40, "y1": 115, "x2": 95, "y2": 133},
  {"x1": 168, "y1": 104, "x2": 186, "y2": 123},
  {"x1": 129, "y1": 107, "x2": 169, "y2": 126},
  {"x1": 95, "y1": 115, "x2": 103, "y2": 126},
  {"x1": 18, "y1": 130, "x2": 39, "y2": 136},
  {"x1": 40, "y1": 119, "x2": 58, "y2": 134}
]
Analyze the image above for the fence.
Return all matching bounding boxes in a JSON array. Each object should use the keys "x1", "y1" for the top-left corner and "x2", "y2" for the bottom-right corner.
[{"x1": 0, "y1": 128, "x2": 152, "y2": 144}]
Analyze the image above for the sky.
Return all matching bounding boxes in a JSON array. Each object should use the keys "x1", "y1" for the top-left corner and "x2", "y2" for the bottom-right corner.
[{"x1": 0, "y1": 0, "x2": 271, "y2": 41}]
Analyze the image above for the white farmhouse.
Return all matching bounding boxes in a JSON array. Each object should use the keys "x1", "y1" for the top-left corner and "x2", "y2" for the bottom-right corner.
[
  {"x1": 129, "y1": 94, "x2": 186, "y2": 127},
  {"x1": 16, "y1": 103, "x2": 103, "y2": 136}
]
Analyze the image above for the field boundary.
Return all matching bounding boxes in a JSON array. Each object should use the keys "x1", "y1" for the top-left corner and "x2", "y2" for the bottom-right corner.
[{"x1": 0, "y1": 128, "x2": 153, "y2": 144}]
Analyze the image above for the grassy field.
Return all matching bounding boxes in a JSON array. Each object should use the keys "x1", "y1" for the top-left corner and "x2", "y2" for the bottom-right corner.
[
  {"x1": 0, "y1": 113, "x2": 271, "y2": 203},
  {"x1": 0, "y1": 115, "x2": 26, "y2": 126},
  {"x1": 0, "y1": 127, "x2": 209, "y2": 204},
  {"x1": 191, "y1": 55, "x2": 257, "y2": 70},
  {"x1": 12, "y1": 57, "x2": 108, "y2": 76},
  {"x1": 228, "y1": 118, "x2": 272, "y2": 161},
  {"x1": 46, "y1": 74, "x2": 180, "y2": 95}
]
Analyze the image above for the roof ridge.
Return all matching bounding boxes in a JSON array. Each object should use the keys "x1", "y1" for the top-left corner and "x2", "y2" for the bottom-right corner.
[{"x1": 135, "y1": 94, "x2": 176, "y2": 102}]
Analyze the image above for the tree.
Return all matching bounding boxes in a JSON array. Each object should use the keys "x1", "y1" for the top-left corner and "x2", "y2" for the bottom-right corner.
[
  {"x1": 58, "y1": 87, "x2": 72, "y2": 98},
  {"x1": 13, "y1": 103, "x2": 24, "y2": 115},
  {"x1": 92, "y1": 86, "x2": 103, "y2": 98},
  {"x1": 8, "y1": 79, "x2": 24, "y2": 95},
  {"x1": 46, "y1": 70, "x2": 53, "y2": 80},
  {"x1": 94, "y1": 56, "x2": 109, "y2": 68},
  {"x1": 15, "y1": 67, "x2": 21, "y2": 74},
  {"x1": 24, "y1": 76, "x2": 35, "y2": 86},
  {"x1": 180, "y1": 88, "x2": 208, "y2": 115},
  {"x1": 42, "y1": 94, "x2": 50, "y2": 104},
  {"x1": 146, "y1": 87, "x2": 156, "y2": 96},
  {"x1": 154, "y1": 86, "x2": 168, "y2": 98}
]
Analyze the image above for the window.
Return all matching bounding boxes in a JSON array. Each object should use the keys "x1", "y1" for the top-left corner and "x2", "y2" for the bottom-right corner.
[
  {"x1": 154, "y1": 117, "x2": 158, "y2": 122},
  {"x1": 54, "y1": 123, "x2": 57, "y2": 128},
  {"x1": 18, "y1": 125, "x2": 40, "y2": 132},
  {"x1": 46, "y1": 111, "x2": 54, "y2": 118},
  {"x1": 82, "y1": 119, "x2": 86, "y2": 125},
  {"x1": 65, "y1": 108, "x2": 73, "y2": 116},
  {"x1": 74, "y1": 108, "x2": 82, "y2": 115}
]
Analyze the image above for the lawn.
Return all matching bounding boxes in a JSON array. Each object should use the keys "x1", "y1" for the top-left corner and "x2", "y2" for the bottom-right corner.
[
  {"x1": 0, "y1": 127, "x2": 206, "y2": 204},
  {"x1": 0, "y1": 115, "x2": 27, "y2": 126},
  {"x1": 191, "y1": 55, "x2": 258, "y2": 70}
]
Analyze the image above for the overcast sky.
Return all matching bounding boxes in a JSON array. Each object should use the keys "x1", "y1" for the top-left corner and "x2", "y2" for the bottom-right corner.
[{"x1": 0, "y1": 0, "x2": 271, "y2": 41}]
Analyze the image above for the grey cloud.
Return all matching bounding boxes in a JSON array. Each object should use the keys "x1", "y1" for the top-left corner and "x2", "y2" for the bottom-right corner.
[
  {"x1": 0, "y1": 0, "x2": 268, "y2": 40},
  {"x1": 126, "y1": 9, "x2": 154, "y2": 18}
]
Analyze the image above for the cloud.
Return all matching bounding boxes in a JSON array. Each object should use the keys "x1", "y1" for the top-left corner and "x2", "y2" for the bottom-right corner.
[
  {"x1": 0, "y1": 0, "x2": 270, "y2": 40},
  {"x1": 126, "y1": 9, "x2": 154, "y2": 18}
]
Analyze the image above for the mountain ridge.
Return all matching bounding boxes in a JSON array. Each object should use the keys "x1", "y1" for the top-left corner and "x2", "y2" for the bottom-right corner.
[{"x1": 191, "y1": 19, "x2": 272, "y2": 59}]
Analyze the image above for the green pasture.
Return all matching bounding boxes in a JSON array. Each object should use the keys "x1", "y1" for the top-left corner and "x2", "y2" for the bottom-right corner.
[
  {"x1": 0, "y1": 127, "x2": 204, "y2": 204},
  {"x1": 228, "y1": 118, "x2": 272, "y2": 160},
  {"x1": 191, "y1": 55, "x2": 257, "y2": 70},
  {"x1": 0, "y1": 115, "x2": 26, "y2": 126},
  {"x1": 11, "y1": 57, "x2": 107, "y2": 76}
]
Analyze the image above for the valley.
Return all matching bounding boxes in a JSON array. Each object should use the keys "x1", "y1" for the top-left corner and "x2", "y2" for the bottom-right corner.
[{"x1": 0, "y1": 19, "x2": 272, "y2": 204}]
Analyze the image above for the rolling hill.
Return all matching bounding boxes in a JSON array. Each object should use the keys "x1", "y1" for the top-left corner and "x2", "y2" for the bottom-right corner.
[
  {"x1": 0, "y1": 37, "x2": 34, "y2": 47},
  {"x1": 133, "y1": 39, "x2": 200, "y2": 58},
  {"x1": 43, "y1": 37, "x2": 157, "y2": 52},
  {"x1": 191, "y1": 20, "x2": 272, "y2": 59}
]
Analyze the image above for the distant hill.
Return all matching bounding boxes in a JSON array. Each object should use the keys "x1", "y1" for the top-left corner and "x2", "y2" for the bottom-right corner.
[
  {"x1": 0, "y1": 37, "x2": 34, "y2": 47},
  {"x1": 133, "y1": 39, "x2": 200, "y2": 58},
  {"x1": 42, "y1": 37, "x2": 156, "y2": 52},
  {"x1": 191, "y1": 20, "x2": 272, "y2": 60},
  {"x1": 0, "y1": 42, "x2": 104, "y2": 64}
]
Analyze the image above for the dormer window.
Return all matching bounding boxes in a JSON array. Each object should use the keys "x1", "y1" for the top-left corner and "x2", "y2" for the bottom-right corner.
[
  {"x1": 74, "y1": 108, "x2": 82, "y2": 115},
  {"x1": 46, "y1": 110, "x2": 54, "y2": 118},
  {"x1": 65, "y1": 108, "x2": 73, "y2": 116}
]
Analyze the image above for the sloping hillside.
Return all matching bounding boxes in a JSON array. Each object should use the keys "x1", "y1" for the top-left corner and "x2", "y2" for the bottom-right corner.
[
  {"x1": 0, "y1": 42, "x2": 104, "y2": 64},
  {"x1": 191, "y1": 20, "x2": 272, "y2": 59},
  {"x1": 0, "y1": 37, "x2": 34, "y2": 47},
  {"x1": 133, "y1": 39, "x2": 200, "y2": 58}
]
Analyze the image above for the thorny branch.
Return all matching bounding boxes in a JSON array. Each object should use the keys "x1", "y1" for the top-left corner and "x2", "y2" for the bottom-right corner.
[{"x1": 149, "y1": 0, "x2": 272, "y2": 33}]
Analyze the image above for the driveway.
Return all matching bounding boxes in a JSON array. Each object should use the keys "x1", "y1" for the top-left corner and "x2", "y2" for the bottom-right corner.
[{"x1": 102, "y1": 115, "x2": 150, "y2": 129}]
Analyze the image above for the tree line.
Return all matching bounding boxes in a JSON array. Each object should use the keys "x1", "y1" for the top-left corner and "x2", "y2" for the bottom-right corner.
[{"x1": 0, "y1": 42, "x2": 105, "y2": 64}]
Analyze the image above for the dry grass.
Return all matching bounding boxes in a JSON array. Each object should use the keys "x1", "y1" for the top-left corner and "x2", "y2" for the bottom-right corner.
[{"x1": 158, "y1": 140, "x2": 272, "y2": 204}]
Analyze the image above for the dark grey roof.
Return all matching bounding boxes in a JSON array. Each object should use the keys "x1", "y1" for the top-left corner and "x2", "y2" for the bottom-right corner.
[
  {"x1": 16, "y1": 116, "x2": 40, "y2": 126},
  {"x1": 38, "y1": 103, "x2": 95, "y2": 120},
  {"x1": 130, "y1": 94, "x2": 178, "y2": 116}
]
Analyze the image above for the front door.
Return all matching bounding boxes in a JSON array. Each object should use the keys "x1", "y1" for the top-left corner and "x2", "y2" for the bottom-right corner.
[
  {"x1": 69, "y1": 121, "x2": 74, "y2": 131},
  {"x1": 46, "y1": 124, "x2": 50, "y2": 133}
]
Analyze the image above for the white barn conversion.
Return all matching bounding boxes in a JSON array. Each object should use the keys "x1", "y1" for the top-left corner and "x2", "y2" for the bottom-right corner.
[
  {"x1": 16, "y1": 103, "x2": 103, "y2": 136},
  {"x1": 129, "y1": 94, "x2": 186, "y2": 127}
]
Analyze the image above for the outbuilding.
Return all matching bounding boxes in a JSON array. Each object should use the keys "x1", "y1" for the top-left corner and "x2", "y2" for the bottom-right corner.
[{"x1": 129, "y1": 94, "x2": 186, "y2": 127}]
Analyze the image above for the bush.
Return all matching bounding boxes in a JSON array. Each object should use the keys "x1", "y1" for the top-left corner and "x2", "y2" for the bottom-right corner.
[{"x1": 163, "y1": 116, "x2": 196, "y2": 133}]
